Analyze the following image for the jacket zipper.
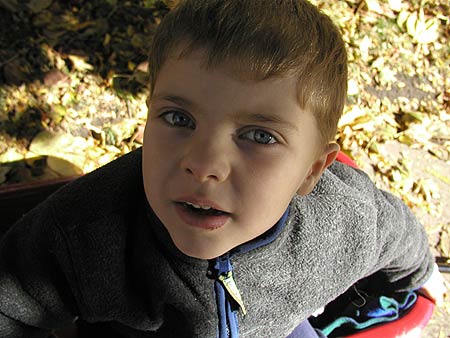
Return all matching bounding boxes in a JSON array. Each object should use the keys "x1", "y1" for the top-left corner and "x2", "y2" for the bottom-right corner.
[{"x1": 209, "y1": 253, "x2": 245, "y2": 338}]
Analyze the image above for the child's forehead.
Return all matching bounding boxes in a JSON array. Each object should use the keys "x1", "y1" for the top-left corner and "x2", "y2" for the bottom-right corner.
[
  {"x1": 154, "y1": 49, "x2": 302, "y2": 109},
  {"x1": 165, "y1": 41, "x2": 297, "y2": 83}
]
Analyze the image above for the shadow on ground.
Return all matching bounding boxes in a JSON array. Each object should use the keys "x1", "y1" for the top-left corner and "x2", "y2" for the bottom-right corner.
[{"x1": 0, "y1": 0, "x2": 169, "y2": 91}]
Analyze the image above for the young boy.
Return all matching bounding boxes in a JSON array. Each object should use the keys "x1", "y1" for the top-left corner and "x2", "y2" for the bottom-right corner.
[{"x1": 0, "y1": 0, "x2": 445, "y2": 337}]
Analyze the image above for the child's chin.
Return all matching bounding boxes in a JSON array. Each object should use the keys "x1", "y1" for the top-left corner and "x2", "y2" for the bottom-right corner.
[{"x1": 175, "y1": 241, "x2": 227, "y2": 260}]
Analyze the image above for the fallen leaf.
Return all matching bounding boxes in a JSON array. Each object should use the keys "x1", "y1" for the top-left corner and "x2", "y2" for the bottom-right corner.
[
  {"x1": 29, "y1": 131, "x2": 94, "y2": 172},
  {"x1": 68, "y1": 55, "x2": 94, "y2": 72},
  {"x1": 130, "y1": 125, "x2": 145, "y2": 144},
  {"x1": 388, "y1": 0, "x2": 403, "y2": 12},
  {"x1": 404, "y1": 9, "x2": 440, "y2": 44},
  {"x1": 439, "y1": 228, "x2": 450, "y2": 257},
  {"x1": 0, "y1": 148, "x2": 24, "y2": 163},
  {"x1": 359, "y1": 36, "x2": 372, "y2": 62},
  {"x1": 136, "y1": 61, "x2": 149, "y2": 73},
  {"x1": 347, "y1": 79, "x2": 359, "y2": 96},
  {"x1": 47, "y1": 156, "x2": 82, "y2": 176},
  {"x1": 338, "y1": 106, "x2": 368, "y2": 128},
  {"x1": 110, "y1": 119, "x2": 138, "y2": 144},
  {"x1": 365, "y1": 0, "x2": 383, "y2": 15}
]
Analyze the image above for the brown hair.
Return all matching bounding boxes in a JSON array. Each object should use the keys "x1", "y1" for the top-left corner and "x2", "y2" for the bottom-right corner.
[{"x1": 149, "y1": 0, "x2": 347, "y2": 143}]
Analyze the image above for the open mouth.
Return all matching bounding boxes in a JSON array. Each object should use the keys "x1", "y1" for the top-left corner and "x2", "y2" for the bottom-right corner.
[
  {"x1": 178, "y1": 201, "x2": 228, "y2": 216},
  {"x1": 174, "y1": 200, "x2": 231, "y2": 230}
]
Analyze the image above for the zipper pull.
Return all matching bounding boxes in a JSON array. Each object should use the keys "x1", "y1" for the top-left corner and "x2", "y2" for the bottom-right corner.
[{"x1": 218, "y1": 271, "x2": 247, "y2": 316}]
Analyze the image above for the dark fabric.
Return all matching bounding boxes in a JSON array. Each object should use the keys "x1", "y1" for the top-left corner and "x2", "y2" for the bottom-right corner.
[
  {"x1": 287, "y1": 320, "x2": 326, "y2": 338},
  {"x1": 0, "y1": 148, "x2": 434, "y2": 338}
]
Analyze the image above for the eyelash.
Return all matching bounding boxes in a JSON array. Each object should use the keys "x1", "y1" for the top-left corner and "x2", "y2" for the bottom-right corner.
[
  {"x1": 159, "y1": 110, "x2": 278, "y2": 145},
  {"x1": 239, "y1": 129, "x2": 278, "y2": 145},
  {"x1": 160, "y1": 110, "x2": 195, "y2": 129}
]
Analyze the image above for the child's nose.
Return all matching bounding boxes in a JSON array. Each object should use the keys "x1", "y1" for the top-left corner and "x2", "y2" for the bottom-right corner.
[{"x1": 180, "y1": 137, "x2": 231, "y2": 183}]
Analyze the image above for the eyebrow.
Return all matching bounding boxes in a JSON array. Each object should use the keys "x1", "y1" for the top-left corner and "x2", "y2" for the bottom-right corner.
[
  {"x1": 151, "y1": 94, "x2": 196, "y2": 110},
  {"x1": 240, "y1": 112, "x2": 299, "y2": 132}
]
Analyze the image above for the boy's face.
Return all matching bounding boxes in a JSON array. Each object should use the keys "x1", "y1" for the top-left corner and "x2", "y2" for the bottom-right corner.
[{"x1": 142, "y1": 49, "x2": 338, "y2": 259}]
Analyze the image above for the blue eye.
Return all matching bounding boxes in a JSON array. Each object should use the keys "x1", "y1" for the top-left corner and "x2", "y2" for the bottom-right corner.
[
  {"x1": 161, "y1": 111, "x2": 195, "y2": 129},
  {"x1": 241, "y1": 129, "x2": 277, "y2": 144}
]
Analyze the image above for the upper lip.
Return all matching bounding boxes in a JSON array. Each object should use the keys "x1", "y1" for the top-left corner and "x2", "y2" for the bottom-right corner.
[{"x1": 176, "y1": 196, "x2": 229, "y2": 213}]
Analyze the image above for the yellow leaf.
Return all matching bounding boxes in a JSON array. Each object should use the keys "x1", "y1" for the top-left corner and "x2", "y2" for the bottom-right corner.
[
  {"x1": 97, "y1": 153, "x2": 118, "y2": 166},
  {"x1": 398, "y1": 134, "x2": 414, "y2": 146},
  {"x1": 0, "y1": 148, "x2": 24, "y2": 163},
  {"x1": 29, "y1": 131, "x2": 94, "y2": 173},
  {"x1": 406, "y1": 9, "x2": 440, "y2": 44},
  {"x1": 68, "y1": 55, "x2": 94, "y2": 72},
  {"x1": 103, "y1": 33, "x2": 111, "y2": 46},
  {"x1": 110, "y1": 119, "x2": 138, "y2": 143},
  {"x1": 388, "y1": 0, "x2": 403, "y2": 12},
  {"x1": 338, "y1": 106, "x2": 367, "y2": 128},
  {"x1": 427, "y1": 169, "x2": 450, "y2": 186},
  {"x1": 365, "y1": 0, "x2": 383, "y2": 15},
  {"x1": 359, "y1": 36, "x2": 372, "y2": 62},
  {"x1": 397, "y1": 10, "x2": 409, "y2": 28},
  {"x1": 347, "y1": 79, "x2": 359, "y2": 96},
  {"x1": 47, "y1": 156, "x2": 83, "y2": 176}
]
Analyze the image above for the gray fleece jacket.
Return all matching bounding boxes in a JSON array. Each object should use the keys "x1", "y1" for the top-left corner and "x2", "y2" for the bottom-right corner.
[{"x1": 0, "y1": 148, "x2": 434, "y2": 338}]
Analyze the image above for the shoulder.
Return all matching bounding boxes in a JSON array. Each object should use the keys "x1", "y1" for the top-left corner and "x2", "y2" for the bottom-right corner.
[
  {"x1": 288, "y1": 162, "x2": 381, "y2": 270},
  {"x1": 313, "y1": 161, "x2": 413, "y2": 224},
  {"x1": 294, "y1": 161, "x2": 380, "y2": 221},
  {"x1": 315, "y1": 160, "x2": 377, "y2": 199},
  {"x1": 2, "y1": 149, "x2": 150, "y2": 318},
  {"x1": 45, "y1": 148, "x2": 144, "y2": 232}
]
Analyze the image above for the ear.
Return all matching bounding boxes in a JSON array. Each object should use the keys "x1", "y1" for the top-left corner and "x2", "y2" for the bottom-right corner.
[{"x1": 297, "y1": 142, "x2": 340, "y2": 196}]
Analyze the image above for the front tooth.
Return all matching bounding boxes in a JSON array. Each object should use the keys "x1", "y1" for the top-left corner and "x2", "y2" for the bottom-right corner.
[
  {"x1": 186, "y1": 202, "x2": 211, "y2": 210},
  {"x1": 189, "y1": 202, "x2": 201, "y2": 209}
]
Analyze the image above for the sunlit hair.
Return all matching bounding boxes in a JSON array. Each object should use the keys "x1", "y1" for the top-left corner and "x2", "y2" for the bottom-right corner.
[{"x1": 149, "y1": 0, "x2": 347, "y2": 143}]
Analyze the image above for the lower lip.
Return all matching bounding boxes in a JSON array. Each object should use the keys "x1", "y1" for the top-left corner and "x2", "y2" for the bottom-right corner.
[{"x1": 174, "y1": 203, "x2": 230, "y2": 230}]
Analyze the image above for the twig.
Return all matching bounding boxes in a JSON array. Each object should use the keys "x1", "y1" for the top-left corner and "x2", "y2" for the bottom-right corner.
[{"x1": 0, "y1": 54, "x2": 20, "y2": 68}]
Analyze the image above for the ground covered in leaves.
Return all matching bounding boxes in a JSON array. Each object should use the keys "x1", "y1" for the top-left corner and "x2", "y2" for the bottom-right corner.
[{"x1": 0, "y1": 0, "x2": 449, "y2": 335}]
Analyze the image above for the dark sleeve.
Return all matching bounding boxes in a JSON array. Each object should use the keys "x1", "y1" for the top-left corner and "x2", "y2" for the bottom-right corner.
[
  {"x1": 0, "y1": 200, "x2": 79, "y2": 338},
  {"x1": 368, "y1": 184, "x2": 434, "y2": 292}
]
